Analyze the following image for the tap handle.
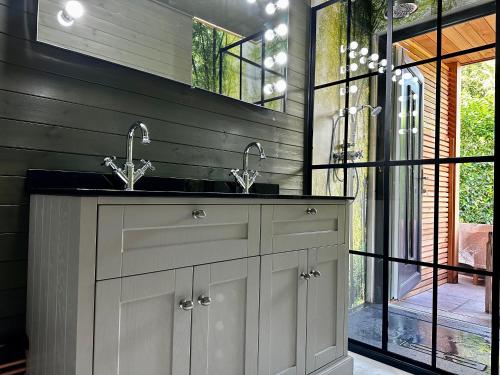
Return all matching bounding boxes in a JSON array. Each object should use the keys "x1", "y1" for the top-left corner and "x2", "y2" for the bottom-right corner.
[
  {"x1": 102, "y1": 156, "x2": 117, "y2": 167},
  {"x1": 140, "y1": 159, "x2": 156, "y2": 171}
]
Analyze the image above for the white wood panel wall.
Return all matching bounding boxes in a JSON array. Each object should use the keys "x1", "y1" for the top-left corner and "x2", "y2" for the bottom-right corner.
[{"x1": 37, "y1": 0, "x2": 193, "y2": 83}]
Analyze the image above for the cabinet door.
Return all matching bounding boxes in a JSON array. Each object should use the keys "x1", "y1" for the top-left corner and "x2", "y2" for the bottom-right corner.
[
  {"x1": 94, "y1": 268, "x2": 193, "y2": 375},
  {"x1": 259, "y1": 251, "x2": 308, "y2": 375},
  {"x1": 191, "y1": 257, "x2": 260, "y2": 375},
  {"x1": 306, "y1": 246, "x2": 347, "y2": 373}
]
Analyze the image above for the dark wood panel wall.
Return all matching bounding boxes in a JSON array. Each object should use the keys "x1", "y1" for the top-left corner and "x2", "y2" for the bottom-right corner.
[{"x1": 0, "y1": 0, "x2": 310, "y2": 346}]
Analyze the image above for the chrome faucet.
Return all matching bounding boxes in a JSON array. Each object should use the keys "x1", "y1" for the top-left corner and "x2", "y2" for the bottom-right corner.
[
  {"x1": 103, "y1": 121, "x2": 155, "y2": 191},
  {"x1": 231, "y1": 142, "x2": 266, "y2": 194}
]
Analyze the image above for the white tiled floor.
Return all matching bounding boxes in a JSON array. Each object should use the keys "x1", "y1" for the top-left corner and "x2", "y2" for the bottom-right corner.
[{"x1": 351, "y1": 352, "x2": 412, "y2": 375}]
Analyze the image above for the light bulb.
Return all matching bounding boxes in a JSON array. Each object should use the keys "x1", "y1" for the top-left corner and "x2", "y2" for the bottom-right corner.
[
  {"x1": 412, "y1": 111, "x2": 418, "y2": 117},
  {"x1": 350, "y1": 63, "x2": 358, "y2": 72},
  {"x1": 380, "y1": 59, "x2": 387, "y2": 67},
  {"x1": 57, "y1": 10, "x2": 74, "y2": 26},
  {"x1": 368, "y1": 61, "x2": 376, "y2": 70},
  {"x1": 348, "y1": 51, "x2": 357, "y2": 59},
  {"x1": 378, "y1": 67, "x2": 385, "y2": 74},
  {"x1": 359, "y1": 56, "x2": 367, "y2": 64},
  {"x1": 340, "y1": 87, "x2": 346, "y2": 96},
  {"x1": 264, "y1": 29, "x2": 275, "y2": 41},
  {"x1": 350, "y1": 41, "x2": 359, "y2": 50},
  {"x1": 392, "y1": 75, "x2": 397, "y2": 82},
  {"x1": 265, "y1": 3, "x2": 276, "y2": 14},
  {"x1": 274, "y1": 51, "x2": 287, "y2": 65},
  {"x1": 264, "y1": 56, "x2": 275, "y2": 69},
  {"x1": 394, "y1": 69, "x2": 402, "y2": 76},
  {"x1": 275, "y1": 23, "x2": 288, "y2": 37},
  {"x1": 263, "y1": 83, "x2": 274, "y2": 95},
  {"x1": 360, "y1": 47, "x2": 369, "y2": 56},
  {"x1": 370, "y1": 53, "x2": 379, "y2": 61},
  {"x1": 348, "y1": 106, "x2": 358, "y2": 115},
  {"x1": 398, "y1": 79, "x2": 404, "y2": 86},
  {"x1": 349, "y1": 85, "x2": 358, "y2": 94},
  {"x1": 412, "y1": 127, "x2": 418, "y2": 133},
  {"x1": 65, "y1": 1, "x2": 84, "y2": 19},
  {"x1": 274, "y1": 79, "x2": 287, "y2": 93},
  {"x1": 276, "y1": 0, "x2": 289, "y2": 9}
]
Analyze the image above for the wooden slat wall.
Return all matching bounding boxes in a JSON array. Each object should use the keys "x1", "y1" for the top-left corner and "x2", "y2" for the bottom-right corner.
[{"x1": 0, "y1": 0, "x2": 309, "y2": 344}]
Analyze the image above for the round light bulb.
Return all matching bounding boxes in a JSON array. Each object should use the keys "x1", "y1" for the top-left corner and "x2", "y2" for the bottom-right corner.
[
  {"x1": 360, "y1": 47, "x2": 369, "y2": 56},
  {"x1": 349, "y1": 85, "x2": 358, "y2": 94},
  {"x1": 65, "y1": 1, "x2": 84, "y2": 19},
  {"x1": 274, "y1": 23, "x2": 288, "y2": 37},
  {"x1": 392, "y1": 75, "x2": 397, "y2": 82},
  {"x1": 350, "y1": 63, "x2": 358, "y2": 72},
  {"x1": 378, "y1": 67, "x2": 385, "y2": 74},
  {"x1": 349, "y1": 41, "x2": 359, "y2": 50},
  {"x1": 348, "y1": 106, "x2": 358, "y2": 115},
  {"x1": 412, "y1": 111, "x2": 418, "y2": 117},
  {"x1": 370, "y1": 53, "x2": 379, "y2": 61},
  {"x1": 380, "y1": 59, "x2": 387, "y2": 67},
  {"x1": 264, "y1": 56, "x2": 275, "y2": 69},
  {"x1": 398, "y1": 79, "x2": 405, "y2": 86},
  {"x1": 368, "y1": 61, "x2": 376, "y2": 70},
  {"x1": 265, "y1": 3, "x2": 276, "y2": 15},
  {"x1": 274, "y1": 79, "x2": 287, "y2": 93},
  {"x1": 274, "y1": 51, "x2": 287, "y2": 65},
  {"x1": 263, "y1": 83, "x2": 274, "y2": 95},
  {"x1": 395, "y1": 69, "x2": 402, "y2": 76},
  {"x1": 359, "y1": 56, "x2": 367, "y2": 65},
  {"x1": 348, "y1": 51, "x2": 357, "y2": 59},
  {"x1": 412, "y1": 127, "x2": 418, "y2": 133},
  {"x1": 57, "y1": 10, "x2": 74, "y2": 26},
  {"x1": 264, "y1": 29, "x2": 275, "y2": 41},
  {"x1": 276, "y1": 0, "x2": 289, "y2": 9}
]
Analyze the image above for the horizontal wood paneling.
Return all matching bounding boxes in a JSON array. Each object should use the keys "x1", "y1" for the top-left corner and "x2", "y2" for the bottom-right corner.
[{"x1": 0, "y1": 0, "x2": 310, "y2": 345}]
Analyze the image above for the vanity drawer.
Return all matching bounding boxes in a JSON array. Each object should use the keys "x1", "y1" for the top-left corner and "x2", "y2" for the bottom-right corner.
[
  {"x1": 261, "y1": 204, "x2": 345, "y2": 254},
  {"x1": 97, "y1": 204, "x2": 260, "y2": 279}
]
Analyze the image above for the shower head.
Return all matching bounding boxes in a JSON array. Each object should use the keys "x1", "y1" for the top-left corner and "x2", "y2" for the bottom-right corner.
[{"x1": 392, "y1": 0, "x2": 418, "y2": 19}]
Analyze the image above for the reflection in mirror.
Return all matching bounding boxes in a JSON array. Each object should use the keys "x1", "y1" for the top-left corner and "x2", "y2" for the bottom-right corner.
[{"x1": 37, "y1": 0, "x2": 289, "y2": 111}]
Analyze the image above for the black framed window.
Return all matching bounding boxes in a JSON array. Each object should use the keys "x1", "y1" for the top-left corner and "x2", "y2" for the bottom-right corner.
[{"x1": 306, "y1": 0, "x2": 497, "y2": 374}]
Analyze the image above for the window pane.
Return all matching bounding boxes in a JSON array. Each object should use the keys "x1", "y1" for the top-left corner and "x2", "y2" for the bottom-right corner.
[
  {"x1": 315, "y1": 1, "x2": 347, "y2": 86},
  {"x1": 389, "y1": 165, "x2": 435, "y2": 263},
  {"x1": 349, "y1": 255, "x2": 383, "y2": 348},
  {"x1": 437, "y1": 274, "x2": 492, "y2": 374},
  {"x1": 388, "y1": 263, "x2": 433, "y2": 365},
  {"x1": 390, "y1": 62, "x2": 437, "y2": 161}
]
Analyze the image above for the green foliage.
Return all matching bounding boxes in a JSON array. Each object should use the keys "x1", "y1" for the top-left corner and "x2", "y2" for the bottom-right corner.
[{"x1": 459, "y1": 61, "x2": 495, "y2": 224}]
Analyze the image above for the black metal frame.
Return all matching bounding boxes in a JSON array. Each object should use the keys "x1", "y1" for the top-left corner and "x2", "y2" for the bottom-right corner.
[
  {"x1": 305, "y1": 0, "x2": 498, "y2": 374},
  {"x1": 218, "y1": 29, "x2": 287, "y2": 110}
]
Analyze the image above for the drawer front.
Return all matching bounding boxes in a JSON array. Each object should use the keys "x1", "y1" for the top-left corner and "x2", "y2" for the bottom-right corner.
[
  {"x1": 261, "y1": 204, "x2": 345, "y2": 254},
  {"x1": 97, "y1": 204, "x2": 260, "y2": 279}
]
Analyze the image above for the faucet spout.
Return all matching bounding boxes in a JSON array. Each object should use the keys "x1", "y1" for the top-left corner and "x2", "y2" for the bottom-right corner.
[
  {"x1": 243, "y1": 142, "x2": 266, "y2": 171},
  {"x1": 127, "y1": 121, "x2": 150, "y2": 165}
]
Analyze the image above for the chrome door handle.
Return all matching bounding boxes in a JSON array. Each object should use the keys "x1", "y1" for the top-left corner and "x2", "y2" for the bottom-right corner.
[
  {"x1": 310, "y1": 269, "x2": 321, "y2": 278},
  {"x1": 192, "y1": 209, "x2": 207, "y2": 219},
  {"x1": 306, "y1": 207, "x2": 318, "y2": 215},
  {"x1": 300, "y1": 272, "x2": 312, "y2": 280},
  {"x1": 179, "y1": 299, "x2": 194, "y2": 311},
  {"x1": 197, "y1": 295, "x2": 212, "y2": 306}
]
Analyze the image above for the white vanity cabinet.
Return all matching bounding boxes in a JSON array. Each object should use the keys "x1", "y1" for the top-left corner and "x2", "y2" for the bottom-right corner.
[{"x1": 26, "y1": 195, "x2": 352, "y2": 375}]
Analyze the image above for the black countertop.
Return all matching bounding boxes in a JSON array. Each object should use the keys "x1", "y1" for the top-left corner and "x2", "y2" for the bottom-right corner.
[{"x1": 26, "y1": 170, "x2": 352, "y2": 200}]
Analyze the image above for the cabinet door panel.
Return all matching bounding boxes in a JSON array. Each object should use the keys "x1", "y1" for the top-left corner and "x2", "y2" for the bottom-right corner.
[
  {"x1": 191, "y1": 257, "x2": 260, "y2": 375},
  {"x1": 94, "y1": 268, "x2": 193, "y2": 375},
  {"x1": 259, "y1": 251, "x2": 308, "y2": 375},
  {"x1": 306, "y1": 247, "x2": 346, "y2": 373}
]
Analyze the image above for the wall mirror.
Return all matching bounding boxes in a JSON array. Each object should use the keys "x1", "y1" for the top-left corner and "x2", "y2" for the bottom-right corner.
[{"x1": 37, "y1": 0, "x2": 290, "y2": 111}]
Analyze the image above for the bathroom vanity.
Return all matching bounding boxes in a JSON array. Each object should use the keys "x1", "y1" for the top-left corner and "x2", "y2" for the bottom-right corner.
[{"x1": 26, "y1": 172, "x2": 353, "y2": 375}]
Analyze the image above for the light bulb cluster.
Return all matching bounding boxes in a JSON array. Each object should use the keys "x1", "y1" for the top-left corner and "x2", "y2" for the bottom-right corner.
[
  {"x1": 57, "y1": 0, "x2": 84, "y2": 27},
  {"x1": 264, "y1": 23, "x2": 288, "y2": 41},
  {"x1": 339, "y1": 85, "x2": 358, "y2": 96},
  {"x1": 340, "y1": 41, "x2": 388, "y2": 75},
  {"x1": 264, "y1": 51, "x2": 288, "y2": 68},
  {"x1": 265, "y1": 0, "x2": 289, "y2": 15},
  {"x1": 264, "y1": 79, "x2": 287, "y2": 95}
]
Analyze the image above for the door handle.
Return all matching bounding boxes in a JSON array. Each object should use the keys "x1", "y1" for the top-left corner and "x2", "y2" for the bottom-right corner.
[
  {"x1": 306, "y1": 207, "x2": 318, "y2": 215},
  {"x1": 192, "y1": 209, "x2": 207, "y2": 219},
  {"x1": 310, "y1": 269, "x2": 321, "y2": 278},
  {"x1": 300, "y1": 272, "x2": 312, "y2": 280},
  {"x1": 197, "y1": 295, "x2": 212, "y2": 306},
  {"x1": 179, "y1": 299, "x2": 194, "y2": 311}
]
